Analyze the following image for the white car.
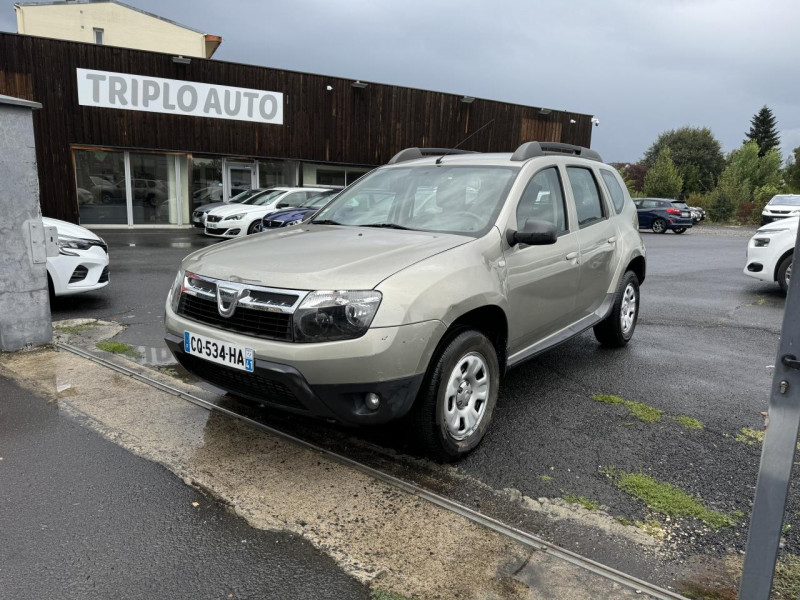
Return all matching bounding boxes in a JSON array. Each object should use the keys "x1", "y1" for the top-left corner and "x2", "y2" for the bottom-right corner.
[
  {"x1": 204, "y1": 187, "x2": 337, "y2": 238},
  {"x1": 744, "y1": 217, "x2": 797, "y2": 293},
  {"x1": 761, "y1": 194, "x2": 800, "y2": 226},
  {"x1": 43, "y1": 217, "x2": 110, "y2": 296}
]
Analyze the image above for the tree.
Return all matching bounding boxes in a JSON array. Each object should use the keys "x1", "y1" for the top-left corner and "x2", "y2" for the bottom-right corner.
[
  {"x1": 642, "y1": 127, "x2": 724, "y2": 195},
  {"x1": 785, "y1": 147, "x2": 800, "y2": 192},
  {"x1": 643, "y1": 147, "x2": 683, "y2": 199},
  {"x1": 611, "y1": 162, "x2": 647, "y2": 195},
  {"x1": 744, "y1": 105, "x2": 780, "y2": 157}
]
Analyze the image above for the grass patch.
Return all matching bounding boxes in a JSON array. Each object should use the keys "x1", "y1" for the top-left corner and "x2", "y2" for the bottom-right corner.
[
  {"x1": 735, "y1": 427, "x2": 764, "y2": 445},
  {"x1": 615, "y1": 516, "x2": 633, "y2": 527},
  {"x1": 592, "y1": 394, "x2": 663, "y2": 423},
  {"x1": 538, "y1": 474, "x2": 553, "y2": 482},
  {"x1": 371, "y1": 590, "x2": 415, "y2": 600},
  {"x1": 563, "y1": 494, "x2": 600, "y2": 511},
  {"x1": 608, "y1": 469, "x2": 736, "y2": 529},
  {"x1": 676, "y1": 415, "x2": 704, "y2": 430},
  {"x1": 775, "y1": 555, "x2": 800, "y2": 599},
  {"x1": 636, "y1": 519, "x2": 666, "y2": 539},
  {"x1": 96, "y1": 341, "x2": 141, "y2": 359},
  {"x1": 54, "y1": 322, "x2": 98, "y2": 336}
]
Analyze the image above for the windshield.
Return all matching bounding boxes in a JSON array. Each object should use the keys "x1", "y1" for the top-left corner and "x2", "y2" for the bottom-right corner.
[
  {"x1": 230, "y1": 189, "x2": 263, "y2": 204},
  {"x1": 769, "y1": 195, "x2": 800, "y2": 206},
  {"x1": 302, "y1": 191, "x2": 337, "y2": 208},
  {"x1": 310, "y1": 165, "x2": 519, "y2": 236},
  {"x1": 249, "y1": 190, "x2": 285, "y2": 206}
]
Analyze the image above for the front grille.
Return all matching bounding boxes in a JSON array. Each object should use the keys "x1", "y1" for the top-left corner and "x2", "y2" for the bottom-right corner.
[
  {"x1": 178, "y1": 294, "x2": 294, "y2": 341},
  {"x1": 206, "y1": 227, "x2": 227, "y2": 233},
  {"x1": 176, "y1": 353, "x2": 305, "y2": 410},
  {"x1": 262, "y1": 220, "x2": 285, "y2": 229},
  {"x1": 69, "y1": 265, "x2": 88, "y2": 283},
  {"x1": 98, "y1": 266, "x2": 110, "y2": 283}
]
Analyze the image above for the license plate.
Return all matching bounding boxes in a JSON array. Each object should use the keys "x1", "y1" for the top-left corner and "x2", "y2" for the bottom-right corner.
[
  {"x1": 184, "y1": 331, "x2": 253, "y2": 372},
  {"x1": 681, "y1": 212, "x2": 690, "y2": 218}
]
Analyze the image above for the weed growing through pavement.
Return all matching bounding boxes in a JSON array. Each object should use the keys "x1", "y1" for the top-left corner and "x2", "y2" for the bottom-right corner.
[
  {"x1": 602, "y1": 468, "x2": 736, "y2": 529},
  {"x1": 563, "y1": 494, "x2": 600, "y2": 511},
  {"x1": 96, "y1": 341, "x2": 141, "y2": 359},
  {"x1": 591, "y1": 394, "x2": 663, "y2": 423},
  {"x1": 538, "y1": 474, "x2": 553, "y2": 482},
  {"x1": 54, "y1": 321, "x2": 99, "y2": 336},
  {"x1": 675, "y1": 416, "x2": 704, "y2": 430}
]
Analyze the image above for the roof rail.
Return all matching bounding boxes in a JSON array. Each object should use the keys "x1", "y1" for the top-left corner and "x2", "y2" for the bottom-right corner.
[
  {"x1": 387, "y1": 147, "x2": 478, "y2": 164},
  {"x1": 510, "y1": 142, "x2": 602, "y2": 163}
]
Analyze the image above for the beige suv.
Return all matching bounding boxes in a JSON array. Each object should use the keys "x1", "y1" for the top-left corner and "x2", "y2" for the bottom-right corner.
[{"x1": 165, "y1": 142, "x2": 646, "y2": 460}]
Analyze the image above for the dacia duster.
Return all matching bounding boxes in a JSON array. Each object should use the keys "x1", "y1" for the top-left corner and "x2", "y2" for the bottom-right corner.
[{"x1": 165, "y1": 142, "x2": 646, "y2": 460}]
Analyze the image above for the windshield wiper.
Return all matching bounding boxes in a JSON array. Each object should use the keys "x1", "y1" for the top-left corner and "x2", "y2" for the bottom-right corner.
[
  {"x1": 360, "y1": 223, "x2": 413, "y2": 230},
  {"x1": 310, "y1": 219, "x2": 343, "y2": 225}
]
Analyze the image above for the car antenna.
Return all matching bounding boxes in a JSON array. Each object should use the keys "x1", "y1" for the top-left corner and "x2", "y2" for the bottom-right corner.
[{"x1": 436, "y1": 118, "x2": 495, "y2": 165}]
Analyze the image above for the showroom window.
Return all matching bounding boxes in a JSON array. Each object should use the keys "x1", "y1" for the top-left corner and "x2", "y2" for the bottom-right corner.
[
  {"x1": 258, "y1": 160, "x2": 297, "y2": 188},
  {"x1": 74, "y1": 149, "x2": 128, "y2": 225}
]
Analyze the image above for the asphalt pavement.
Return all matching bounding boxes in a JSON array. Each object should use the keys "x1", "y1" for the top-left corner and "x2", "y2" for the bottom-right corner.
[
  {"x1": 0, "y1": 375, "x2": 370, "y2": 600},
  {"x1": 49, "y1": 224, "x2": 793, "y2": 592}
]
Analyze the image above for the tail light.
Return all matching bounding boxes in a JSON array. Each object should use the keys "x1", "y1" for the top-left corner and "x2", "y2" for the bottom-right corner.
[{"x1": 666, "y1": 208, "x2": 681, "y2": 215}]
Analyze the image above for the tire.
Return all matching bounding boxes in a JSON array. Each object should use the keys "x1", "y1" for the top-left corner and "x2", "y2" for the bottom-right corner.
[
  {"x1": 247, "y1": 220, "x2": 262, "y2": 235},
  {"x1": 673, "y1": 227, "x2": 687, "y2": 234},
  {"x1": 410, "y1": 329, "x2": 500, "y2": 462},
  {"x1": 778, "y1": 253, "x2": 793, "y2": 294},
  {"x1": 100, "y1": 192, "x2": 112, "y2": 204},
  {"x1": 652, "y1": 218, "x2": 667, "y2": 234},
  {"x1": 593, "y1": 270, "x2": 640, "y2": 347}
]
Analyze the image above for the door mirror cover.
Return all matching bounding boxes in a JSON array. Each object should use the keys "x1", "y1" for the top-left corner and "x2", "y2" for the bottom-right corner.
[{"x1": 507, "y1": 218, "x2": 558, "y2": 246}]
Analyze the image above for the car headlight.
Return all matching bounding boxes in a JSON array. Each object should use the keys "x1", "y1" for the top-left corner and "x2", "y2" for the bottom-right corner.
[
  {"x1": 170, "y1": 269, "x2": 186, "y2": 313},
  {"x1": 223, "y1": 213, "x2": 246, "y2": 221},
  {"x1": 57, "y1": 236, "x2": 93, "y2": 256},
  {"x1": 753, "y1": 238, "x2": 771, "y2": 247},
  {"x1": 285, "y1": 219, "x2": 302, "y2": 226},
  {"x1": 293, "y1": 290, "x2": 382, "y2": 342}
]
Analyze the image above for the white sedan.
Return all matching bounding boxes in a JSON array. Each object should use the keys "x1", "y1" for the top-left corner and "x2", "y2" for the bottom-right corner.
[
  {"x1": 43, "y1": 217, "x2": 110, "y2": 296},
  {"x1": 204, "y1": 187, "x2": 337, "y2": 238},
  {"x1": 744, "y1": 217, "x2": 797, "y2": 293}
]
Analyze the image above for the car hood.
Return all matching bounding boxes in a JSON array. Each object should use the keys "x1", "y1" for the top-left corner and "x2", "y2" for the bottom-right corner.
[
  {"x1": 196, "y1": 202, "x2": 226, "y2": 213},
  {"x1": 759, "y1": 216, "x2": 799, "y2": 232},
  {"x1": 263, "y1": 207, "x2": 313, "y2": 222},
  {"x1": 182, "y1": 225, "x2": 471, "y2": 290},
  {"x1": 208, "y1": 203, "x2": 276, "y2": 217},
  {"x1": 42, "y1": 217, "x2": 102, "y2": 241},
  {"x1": 765, "y1": 204, "x2": 800, "y2": 213}
]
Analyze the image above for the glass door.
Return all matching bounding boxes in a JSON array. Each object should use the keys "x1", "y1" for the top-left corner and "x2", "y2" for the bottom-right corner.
[{"x1": 225, "y1": 163, "x2": 255, "y2": 202}]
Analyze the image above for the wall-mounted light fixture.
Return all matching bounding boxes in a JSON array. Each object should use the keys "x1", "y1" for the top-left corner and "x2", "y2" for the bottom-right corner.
[
  {"x1": 460, "y1": 96, "x2": 475, "y2": 104},
  {"x1": 538, "y1": 108, "x2": 552, "y2": 115},
  {"x1": 326, "y1": 85, "x2": 333, "y2": 91},
  {"x1": 172, "y1": 55, "x2": 191, "y2": 65},
  {"x1": 569, "y1": 119, "x2": 577, "y2": 124},
  {"x1": 351, "y1": 80, "x2": 368, "y2": 89}
]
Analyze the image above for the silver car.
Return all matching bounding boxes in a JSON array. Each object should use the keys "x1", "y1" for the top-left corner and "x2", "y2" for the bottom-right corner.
[{"x1": 165, "y1": 142, "x2": 646, "y2": 460}]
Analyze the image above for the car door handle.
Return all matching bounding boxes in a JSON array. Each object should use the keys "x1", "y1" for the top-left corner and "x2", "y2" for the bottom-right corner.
[
  {"x1": 565, "y1": 252, "x2": 578, "y2": 261},
  {"x1": 607, "y1": 237, "x2": 617, "y2": 244}
]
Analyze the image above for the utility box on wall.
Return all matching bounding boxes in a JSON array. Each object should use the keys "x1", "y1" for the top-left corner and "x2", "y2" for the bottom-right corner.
[{"x1": 0, "y1": 94, "x2": 52, "y2": 351}]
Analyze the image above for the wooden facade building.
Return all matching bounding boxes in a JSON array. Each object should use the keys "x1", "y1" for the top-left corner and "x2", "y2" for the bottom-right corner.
[{"x1": 0, "y1": 32, "x2": 594, "y2": 227}]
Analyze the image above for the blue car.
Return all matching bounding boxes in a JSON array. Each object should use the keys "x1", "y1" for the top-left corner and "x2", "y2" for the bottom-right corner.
[
  {"x1": 259, "y1": 190, "x2": 339, "y2": 230},
  {"x1": 634, "y1": 198, "x2": 693, "y2": 234}
]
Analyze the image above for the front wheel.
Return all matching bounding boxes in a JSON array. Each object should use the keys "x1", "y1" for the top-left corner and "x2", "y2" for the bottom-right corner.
[
  {"x1": 673, "y1": 227, "x2": 687, "y2": 234},
  {"x1": 593, "y1": 271, "x2": 640, "y2": 347},
  {"x1": 410, "y1": 329, "x2": 499, "y2": 462},
  {"x1": 778, "y1": 253, "x2": 793, "y2": 293},
  {"x1": 652, "y1": 218, "x2": 667, "y2": 234},
  {"x1": 247, "y1": 220, "x2": 263, "y2": 234}
]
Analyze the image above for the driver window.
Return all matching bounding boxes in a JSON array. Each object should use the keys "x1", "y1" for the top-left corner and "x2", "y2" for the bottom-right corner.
[{"x1": 515, "y1": 168, "x2": 567, "y2": 234}]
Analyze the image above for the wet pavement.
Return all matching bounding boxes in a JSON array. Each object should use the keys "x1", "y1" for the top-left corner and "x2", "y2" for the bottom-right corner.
[
  {"x1": 0, "y1": 375, "x2": 370, "y2": 600},
  {"x1": 43, "y1": 224, "x2": 794, "y2": 596}
]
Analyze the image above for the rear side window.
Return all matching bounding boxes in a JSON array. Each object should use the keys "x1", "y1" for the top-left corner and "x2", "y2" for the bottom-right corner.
[
  {"x1": 566, "y1": 167, "x2": 605, "y2": 228},
  {"x1": 600, "y1": 169, "x2": 626, "y2": 214},
  {"x1": 516, "y1": 167, "x2": 568, "y2": 234}
]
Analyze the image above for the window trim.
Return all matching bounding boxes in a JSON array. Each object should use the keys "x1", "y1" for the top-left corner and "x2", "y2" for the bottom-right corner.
[
  {"x1": 565, "y1": 165, "x2": 607, "y2": 230},
  {"x1": 515, "y1": 166, "x2": 570, "y2": 237}
]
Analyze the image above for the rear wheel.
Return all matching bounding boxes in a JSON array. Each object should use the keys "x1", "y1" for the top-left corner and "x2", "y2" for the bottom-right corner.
[
  {"x1": 673, "y1": 227, "x2": 687, "y2": 234},
  {"x1": 652, "y1": 218, "x2": 667, "y2": 234},
  {"x1": 593, "y1": 271, "x2": 640, "y2": 347},
  {"x1": 410, "y1": 329, "x2": 499, "y2": 462},
  {"x1": 778, "y1": 253, "x2": 793, "y2": 293}
]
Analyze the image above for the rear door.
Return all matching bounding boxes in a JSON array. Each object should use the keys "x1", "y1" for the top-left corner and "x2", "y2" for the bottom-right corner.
[
  {"x1": 565, "y1": 166, "x2": 620, "y2": 318},
  {"x1": 504, "y1": 166, "x2": 581, "y2": 353}
]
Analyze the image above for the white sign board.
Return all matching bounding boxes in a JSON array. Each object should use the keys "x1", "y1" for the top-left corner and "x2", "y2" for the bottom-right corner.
[{"x1": 76, "y1": 68, "x2": 284, "y2": 125}]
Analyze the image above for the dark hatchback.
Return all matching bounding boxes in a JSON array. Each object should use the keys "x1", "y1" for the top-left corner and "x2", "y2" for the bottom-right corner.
[
  {"x1": 260, "y1": 190, "x2": 339, "y2": 230},
  {"x1": 634, "y1": 198, "x2": 693, "y2": 234}
]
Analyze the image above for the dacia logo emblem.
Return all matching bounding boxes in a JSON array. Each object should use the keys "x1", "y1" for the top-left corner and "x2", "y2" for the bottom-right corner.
[{"x1": 217, "y1": 286, "x2": 242, "y2": 318}]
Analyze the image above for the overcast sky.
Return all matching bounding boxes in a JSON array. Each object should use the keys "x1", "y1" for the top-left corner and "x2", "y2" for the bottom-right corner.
[{"x1": 2, "y1": 0, "x2": 798, "y2": 163}]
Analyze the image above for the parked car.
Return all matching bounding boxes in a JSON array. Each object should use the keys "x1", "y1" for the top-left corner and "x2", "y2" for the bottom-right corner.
[
  {"x1": 165, "y1": 142, "x2": 646, "y2": 461},
  {"x1": 192, "y1": 188, "x2": 271, "y2": 228},
  {"x1": 43, "y1": 217, "x2": 109, "y2": 296},
  {"x1": 634, "y1": 198, "x2": 692, "y2": 233},
  {"x1": 761, "y1": 194, "x2": 800, "y2": 225},
  {"x1": 204, "y1": 187, "x2": 338, "y2": 238},
  {"x1": 744, "y1": 216, "x2": 797, "y2": 293},
  {"x1": 260, "y1": 190, "x2": 342, "y2": 230}
]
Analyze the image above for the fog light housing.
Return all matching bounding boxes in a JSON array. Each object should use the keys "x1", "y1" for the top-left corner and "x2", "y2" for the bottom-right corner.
[{"x1": 365, "y1": 392, "x2": 380, "y2": 410}]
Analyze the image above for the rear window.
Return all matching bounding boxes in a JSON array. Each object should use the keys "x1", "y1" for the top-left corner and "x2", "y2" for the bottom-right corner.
[{"x1": 600, "y1": 169, "x2": 626, "y2": 214}]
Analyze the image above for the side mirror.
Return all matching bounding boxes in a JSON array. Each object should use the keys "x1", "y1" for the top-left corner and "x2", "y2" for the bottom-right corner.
[{"x1": 506, "y1": 218, "x2": 558, "y2": 246}]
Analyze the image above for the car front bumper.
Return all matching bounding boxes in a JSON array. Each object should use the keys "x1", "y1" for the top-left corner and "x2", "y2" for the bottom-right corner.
[
  {"x1": 48, "y1": 246, "x2": 110, "y2": 296},
  {"x1": 204, "y1": 221, "x2": 245, "y2": 237},
  {"x1": 164, "y1": 308, "x2": 445, "y2": 424}
]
